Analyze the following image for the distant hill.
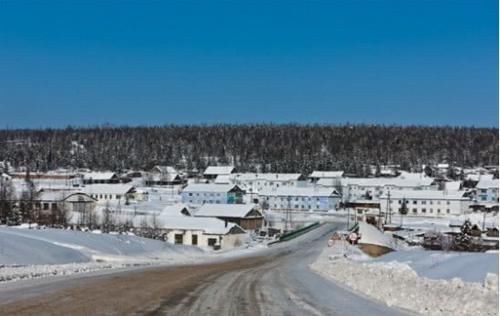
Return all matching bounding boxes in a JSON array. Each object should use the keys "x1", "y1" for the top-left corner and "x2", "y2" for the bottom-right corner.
[{"x1": 0, "y1": 124, "x2": 497, "y2": 175}]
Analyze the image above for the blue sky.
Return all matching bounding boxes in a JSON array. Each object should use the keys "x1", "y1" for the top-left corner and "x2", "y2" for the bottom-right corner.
[{"x1": 0, "y1": 0, "x2": 497, "y2": 128}]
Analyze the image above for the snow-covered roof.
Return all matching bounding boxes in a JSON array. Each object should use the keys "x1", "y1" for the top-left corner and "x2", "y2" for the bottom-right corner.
[
  {"x1": 38, "y1": 189, "x2": 92, "y2": 202},
  {"x1": 160, "y1": 203, "x2": 192, "y2": 216},
  {"x1": 341, "y1": 177, "x2": 434, "y2": 188},
  {"x1": 444, "y1": 181, "x2": 461, "y2": 191},
  {"x1": 230, "y1": 173, "x2": 303, "y2": 182},
  {"x1": 214, "y1": 174, "x2": 231, "y2": 184},
  {"x1": 152, "y1": 166, "x2": 178, "y2": 174},
  {"x1": 194, "y1": 203, "x2": 261, "y2": 218},
  {"x1": 203, "y1": 166, "x2": 235, "y2": 176},
  {"x1": 309, "y1": 171, "x2": 344, "y2": 178},
  {"x1": 476, "y1": 178, "x2": 499, "y2": 189},
  {"x1": 82, "y1": 184, "x2": 135, "y2": 195},
  {"x1": 357, "y1": 222, "x2": 394, "y2": 249},
  {"x1": 380, "y1": 190, "x2": 469, "y2": 201},
  {"x1": 182, "y1": 183, "x2": 242, "y2": 193},
  {"x1": 81, "y1": 172, "x2": 117, "y2": 181},
  {"x1": 316, "y1": 178, "x2": 342, "y2": 187},
  {"x1": 259, "y1": 186, "x2": 339, "y2": 197},
  {"x1": 150, "y1": 215, "x2": 241, "y2": 235}
]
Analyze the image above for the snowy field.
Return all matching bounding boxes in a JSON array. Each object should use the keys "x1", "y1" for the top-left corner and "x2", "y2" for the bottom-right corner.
[
  {"x1": 311, "y1": 242, "x2": 499, "y2": 316},
  {"x1": 0, "y1": 226, "x2": 203, "y2": 282}
]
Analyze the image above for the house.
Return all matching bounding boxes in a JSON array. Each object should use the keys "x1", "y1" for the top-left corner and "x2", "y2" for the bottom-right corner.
[
  {"x1": 309, "y1": 171, "x2": 344, "y2": 183},
  {"x1": 146, "y1": 166, "x2": 183, "y2": 186},
  {"x1": 203, "y1": 166, "x2": 236, "y2": 180},
  {"x1": 82, "y1": 184, "x2": 137, "y2": 203},
  {"x1": 158, "y1": 216, "x2": 246, "y2": 249},
  {"x1": 475, "y1": 177, "x2": 499, "y2": 204},
  {"x1": 31, "y1": 189, "x2": 97, "y2": 225},
  {"x1": 81, "y1": 172, "x2": 120, "y2": 184},
  {"x1": 379, "y1": 190, "x2": 472, "y2": 217},
  {"x1": 133, "y1": 208, "x2": 247, "y2": 249},
  {"x1": 181, "y1": 183, "x2": 245, "y2": 205},
  {"x1": 258, "y1": 187, "x2": 340, "y2": 212},
  {"x1": 194, "y1": 203, "x2": 263, "y2": 230},
  {"x1": 228, "y1": 173, "x2": 305, "y2": 195}
]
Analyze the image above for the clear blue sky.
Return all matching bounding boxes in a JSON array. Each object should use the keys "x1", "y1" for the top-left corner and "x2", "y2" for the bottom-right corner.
[{"x1": 0, "y1": 0, "x2": 498, "y2": 128}]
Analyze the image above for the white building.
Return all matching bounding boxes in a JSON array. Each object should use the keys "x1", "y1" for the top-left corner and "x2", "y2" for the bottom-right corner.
[
  {"x1": 226, "y1": 173, "x2": 305, "y2": 195},
  {"x1": 309, "y1": 171, "x2": 344, "y2": 183},
  {"x1": 475, "y1": 177, "x2": 499, "y2": 204},
  {"x1": 82, "y1": 184, "x2": 136, "y2": 204},
  {"x1": 203, "y1": 166, "x2": 236, "y2": 180},
  {"x1": 259, "y1": 187, "x2": 340, "y2": 212},
  {"x1": 333, "y1": 176, "x2": 435, "y2": 202},
  {"x1": 81, "y1": 172, "x2": 120, "y2": 184},
  {"x1": 379, "y1": 190, "x2": 472, "y2": 217}
]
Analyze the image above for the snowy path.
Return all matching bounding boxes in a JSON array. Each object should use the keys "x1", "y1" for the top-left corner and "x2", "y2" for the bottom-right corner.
[{"x1": 0, "y1": 223, "x2": 408, "y2": 316}]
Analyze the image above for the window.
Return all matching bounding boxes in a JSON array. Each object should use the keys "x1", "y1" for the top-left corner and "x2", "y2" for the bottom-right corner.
[
  {"x1": 437, "y1": 201, "x2": 441, "y2": 205},
  {"x1": 413, "y1": 201, "x2": 417, "y2": 204},
  {"x1": 174, "y1": 234, "x2": 183, "y2": 244},
  {"x1": 446, "y1": 201, "x2": 450, "y2": 205},
  {"x1": 437, "y1": 209, "x2": 441, "y2": 213},
  {"x1": 398, "y1": 200, "x2": 402, "y2": 204},
  {"x1": 116, "y1": 194, "x2": 121, "y2": 199},
  {"x1": 189, "y1": 193, "x2": 193, "y2": 196},
  {"x1": 429, "y1": 201, "x2": 433, "y2": 205},
  {"x1": 413, "y1": 208, "x2": 417, "y2": 214},
  {"x1": 191, "y1": 235, "x2": 198, "y2": 245},
  {"x1": 429, "y1": 208, "x2": 433, "y2": 213},
  {"x1": 421, "y1": 208, "x2": 426, "y2": 213},
  {"x1": 43, "y1": 203, "x2": 49, "y2": 210},
  {"x1": 208, "y1": 238, "x2": 217, "y2": 247},
  {"x1": 421, "y1": 201, "x2": 426, "y2": 205},
  {"x1": 446, "y1": 209, "x2": 450, "y2": 214}
]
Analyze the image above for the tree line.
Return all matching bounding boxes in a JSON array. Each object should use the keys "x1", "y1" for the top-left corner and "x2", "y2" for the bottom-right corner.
[{"x1": 0, "y1": 124, "x2": 497, "y2": 175}]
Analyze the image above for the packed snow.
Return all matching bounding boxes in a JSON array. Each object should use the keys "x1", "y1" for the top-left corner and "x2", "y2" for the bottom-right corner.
[
  {"x1": 311, "y1": 240, "x2": 499, "y2": 316},
  {"x1": 0, "y1": 226, "x2": 203, "y2": 283}
]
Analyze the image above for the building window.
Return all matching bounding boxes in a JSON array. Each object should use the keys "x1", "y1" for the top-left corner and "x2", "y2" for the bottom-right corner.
[
  {"x1": 421, "y1": 201, "x2": 426, "y2": 205},
  {"x1": 429, "y1": 208, "x2": 433, "y2": 213},
  {"x1": 207, "y1": 238, "x2": 217, "y2": 247},
  {"x1": 446, "y1": 201, "x2": 450, "y2": 205},
  {"x1": 413, "y1": 201, "x2": 417, "y2": 204},
  {"x1": 437, "y1": 209, "x2": 441, "y2": 213},
  {"x1": 429, "y1": 201, "x2": 433, "y2": 205},
  {"x1": 413, "y1": 208, "x2": 417, "y2": 213},
  {"x1": 422, "y1": 208, "x2": 426, "y2": 213},
  {"x1": 446, "y1": 209, "x2": 450, "y2": 214},
  {"x1": 43, "y1": 203, "x2": 49, "y2": 210},
  {"x1": 191, "y1": 235, "x2": 198, "y2": 245},
  {"x1": 189, "y1": 193, "x2": 193, "y2": 196},
  {"x1": 174, "y1": 234, "x2": 183, "y2": 244},
  {"x1": 398, "y1": 200, "x2": 402, "y2": 204}
]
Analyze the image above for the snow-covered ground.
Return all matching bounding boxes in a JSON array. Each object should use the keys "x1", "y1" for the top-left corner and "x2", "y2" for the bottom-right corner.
[
  {"x1": 0, "y1": 226, "x2": 204, "y2": 283},
  {"x1": 311, "y1": 241, "x2": 499, "y2": 316}
]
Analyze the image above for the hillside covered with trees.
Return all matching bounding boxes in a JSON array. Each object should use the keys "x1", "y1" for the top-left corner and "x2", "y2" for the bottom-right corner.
[{"x1": 0, "y1": 124, "x2": 497, "y2": 175}]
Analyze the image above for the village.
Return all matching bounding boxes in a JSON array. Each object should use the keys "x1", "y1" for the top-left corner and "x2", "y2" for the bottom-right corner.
[{"x1": 0, "y1": 161, "x2": 498, "y2": 251}]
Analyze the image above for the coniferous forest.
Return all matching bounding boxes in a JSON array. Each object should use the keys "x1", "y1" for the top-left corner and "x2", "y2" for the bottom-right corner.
[{"x1": 0, "y1": 124, "x2": 497, "y2": 175}]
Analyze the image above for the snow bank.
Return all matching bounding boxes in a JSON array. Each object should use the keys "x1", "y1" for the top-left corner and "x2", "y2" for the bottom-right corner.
[
  {"x1": 374, "y1": 250, "x2": 499, "y2": 283},
  {"x1": 311, "y1": 243, "x2": 499, "y2": 316},
  {"x1": 0, "y1": 227, "x2": 203, "y2": 283},
  {"x1": 357, "y1": 222, "x2": 395, "y2": 249}
]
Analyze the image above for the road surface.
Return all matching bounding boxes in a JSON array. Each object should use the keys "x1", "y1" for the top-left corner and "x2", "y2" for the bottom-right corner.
[{"x1": 0, "y1": 223, "x2": 409, "y2": 316}]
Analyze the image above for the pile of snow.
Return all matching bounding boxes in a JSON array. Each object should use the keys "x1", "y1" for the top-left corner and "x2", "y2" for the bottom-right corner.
[
  {"x1": 0, "y1": 226, "x2": 203, "y2": 283},
  {"x1": 357, "y1": 222, "x2": 395, "y2": 249},
  {"x1": 374, "y1": 250, "x2": 498, "y2": 283},
  {"x1": 311, "y1": 243, "x2": 499, "y2": 316}
]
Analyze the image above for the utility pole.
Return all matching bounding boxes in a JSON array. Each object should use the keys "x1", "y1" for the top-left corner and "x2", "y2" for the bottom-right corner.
[{"x1": 285, "y1": 195, "x2": 292, "y2": 232}]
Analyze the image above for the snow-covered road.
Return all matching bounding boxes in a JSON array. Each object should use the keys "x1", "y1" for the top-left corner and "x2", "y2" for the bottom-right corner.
[{"x1": 0, "y1": 223, "x2": 408, "y2": 316}]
